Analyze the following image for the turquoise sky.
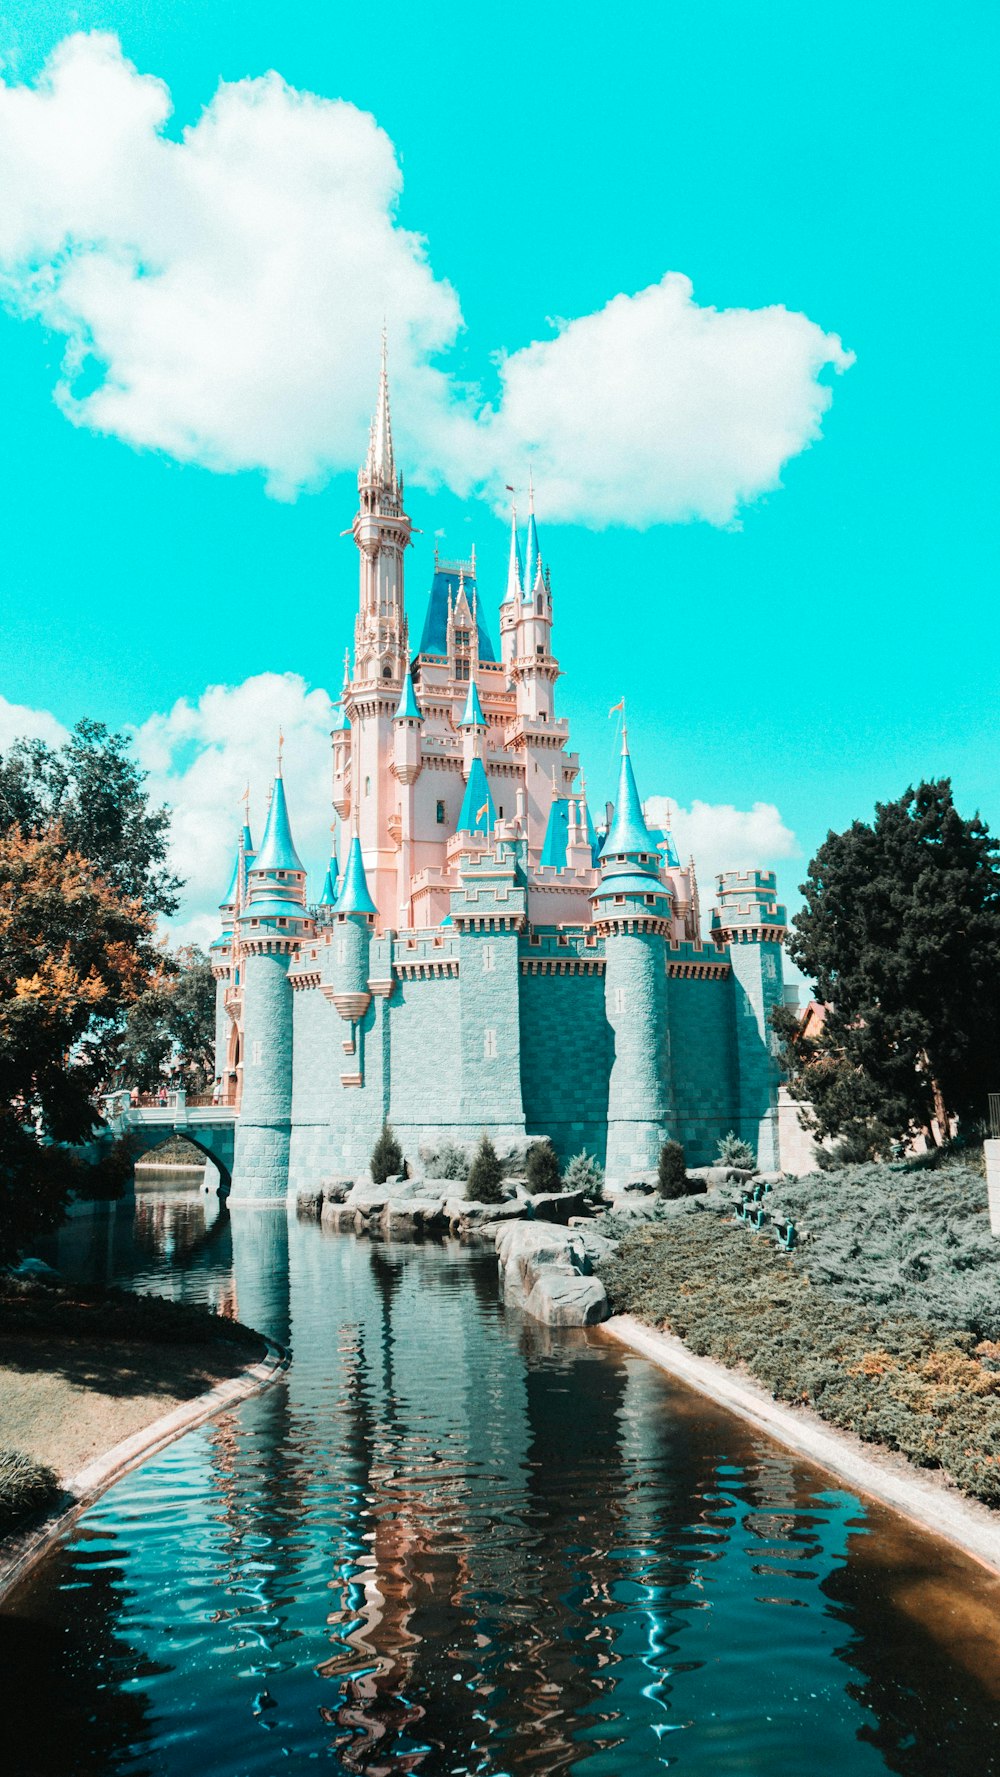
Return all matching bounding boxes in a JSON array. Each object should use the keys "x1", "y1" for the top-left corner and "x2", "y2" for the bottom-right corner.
[{"x1": 1, "y1": 0, "x2": 996, "y2": 905}]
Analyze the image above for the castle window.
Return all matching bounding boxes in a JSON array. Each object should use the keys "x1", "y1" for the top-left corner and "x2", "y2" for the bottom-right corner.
[
  {"x1": 456, "y1": 660, "x2": 470, "y2": 680},
  {"x1": 536, "y1": 645, "x2": 543, "y2": 656},
  {"x1": 382, "y1": 665, "x2": 392, "y2": 679},
  {"x1": 365, "y1": 776, "x2": 371, "y2": 796},
  {"x1": 645, "y1": 895, "x2": 656, "y2": 906},
  {"x1": 436, "y1": 800, "x2": 446, "y2": 824},
  {"x1": 483, "y1": 1027, "x2": 497, "y2": 1059},
  {"x1": 614, "y1": 894, "x2": 625, "y2": 905},
  {"x1": 536, "y1": 595, "x2": 542, "y2": 614},
  {"x1": 455, "y1": 628, "x2": 470, "y2": 647}
]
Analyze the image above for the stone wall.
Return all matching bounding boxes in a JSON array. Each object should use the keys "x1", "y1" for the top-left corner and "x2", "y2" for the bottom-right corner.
[
  {"x1": 668, "y1": 972, "x2": 740, "y2": 1166},
  {"x1": 519, "y1": 967, "x2": 612, "y2": 1162}
]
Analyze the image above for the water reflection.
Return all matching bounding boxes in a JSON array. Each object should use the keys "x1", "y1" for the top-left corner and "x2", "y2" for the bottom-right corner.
[{"x1": 5, "y1": 1193, "x2": 1000, "y2": 1775}]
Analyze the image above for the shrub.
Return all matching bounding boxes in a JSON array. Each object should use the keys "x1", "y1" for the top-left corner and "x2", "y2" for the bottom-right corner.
[
  {"x1": 525, "y1": 1139, "x2": 562, "y2": 1195},
  {"x1": 467, "y1": 1133, "x2": 505, "y2": 1204},
  {"x1": 423, "y1": 1141, "x2": 469, "y2": 1182},
  {"x1": 370, "y1": 1122, "x2": 404, "y2": 1185},
  {"x1": 563, "y1": 1150, "x2": 605, "y2": 1199},
  {"x1": 0, "y1": 1448, "x2": 62, "y2": 1537},
  {"x1": 657, "y1": 1141, "x2": 687, "y2": 1198},
  {"x1": 717, "y1": 1131, "x2": 757, "y2": 1171}
]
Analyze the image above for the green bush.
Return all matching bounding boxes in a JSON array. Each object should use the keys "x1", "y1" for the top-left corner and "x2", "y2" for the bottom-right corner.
[
  {"x1": 525, "y1": 1139, "x2": 562, "y2": 1195},
  {"x1": 467, "y1": 1133, "x2": 505, "y2": 1205},
  {"x1": 423, "y1": 1141, "x2": 468, "y2": 1182},
  {"x1": 657, "y1": 1141, "x2": 687, "y2": 1198},
  {"x1": 597, "y1": 1159, "x2": 1000, "y2": 1509},
  {"x1": 563, "y1": 1150, "x2": 605, "y2": 1198},
  {"x1": 370, "y1": 1122, "x2": 404, "y2": 1185},
  {"x1": 717, "y1": 1131, "x2": 757, "y2": 1171},
  {"x1": 0, "y1": 1448, "x2": 62, "y2": 1537}
]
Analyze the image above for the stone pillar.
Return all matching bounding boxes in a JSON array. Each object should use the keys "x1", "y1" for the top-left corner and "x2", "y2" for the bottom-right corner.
[
  {"x1": 231, "y1": 946, "x2": 294, "y2": 1202},
  {"x1": 603, "y1": 926, "x2": 672, "y2": 1183},
  {"x1": 711, "y1": 871, "x2": 787, "y2": 1172},
  {"x1": 452, "y1": 841, "x2": 527, "y2": 1145}
]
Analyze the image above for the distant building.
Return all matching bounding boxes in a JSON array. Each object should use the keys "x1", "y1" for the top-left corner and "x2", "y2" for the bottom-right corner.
[{"x1": 212, "y1": 348, "x2": 788, "y2": 1195}]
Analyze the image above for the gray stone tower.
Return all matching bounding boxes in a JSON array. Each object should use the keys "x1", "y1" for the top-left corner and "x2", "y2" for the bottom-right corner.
[
  {"x1": 591, "y1": 737, "x2": 675, "y2": 1185},
  {"x1": 711, "y1": 870, "x2": 788, "y2": 1170}
]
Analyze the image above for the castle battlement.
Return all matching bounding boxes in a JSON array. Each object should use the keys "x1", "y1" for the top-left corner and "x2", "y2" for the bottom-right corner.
[{"x1": 214, "y1": 348, "x2": 788, "y2": 1197}]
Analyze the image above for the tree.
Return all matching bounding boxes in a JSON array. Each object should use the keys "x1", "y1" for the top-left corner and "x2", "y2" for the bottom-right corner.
[
  {"x1": 718, "y1": 1132, "x2": 757, "y2": 1171},
  {"x1": 467, "y1": 1133, "x2": 505, "y2": 1204},
  {"x1": 777, "y1": 780, "x2": 1000, "y2": 1148},
  {"x1": 525, "y1": 1139, "x2": 562, "y2": 1194},
  {"x1": 0, "y1": 719, "x2": 179, "y2": 916},
  {"x1": 563, "y1": 1149, "x2": 605, "y2": 1198},
  {"x1": 121, "y1": 947, "x2": 217, "y2": 1092},
  {"x1": 370, "y1": 1122, "x2": 404, "y2": 1184},
  {"x1": 657, "y1": 1141, "x2": 687, "y2": 1198},
  {"x1": 0, "y1": 825, "x2": 162, "y2": 1258}
]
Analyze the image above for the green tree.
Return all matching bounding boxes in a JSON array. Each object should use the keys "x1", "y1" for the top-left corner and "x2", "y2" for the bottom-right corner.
[
  {"x1": 777, "y1": 780, "x2": 1000, "y2": 1147},
  {"x1": 370, "y1": 1122, "x2": 404, "y2": 1184},
  {"x1": 718, "y1": 1132, "x2": 757, "y2": 1171},
  {"x1": 0, "y1": 719, "x2": 179, "y2": 916},
  {"x1": 0, "y1": 825, "x2": 162, "y2": 1258},
  {"x1": 121, "y1": 946, "x2": 217, "y2": 1092},
  {"x1": 657, "y1": 1140, "x2": 687, "y2": 1198},
  {"x1": 525, "y1": 1138, "x2": 562, "y2": 1194},
  {"x1": 563, "y1": 1149, "x2": 605, "y2": 1198},
  {"x1": 467, "y1": 1132, "x2": 505, "y2": 1204}
]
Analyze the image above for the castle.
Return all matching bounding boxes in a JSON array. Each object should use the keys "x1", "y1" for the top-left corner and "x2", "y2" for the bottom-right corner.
[{"x1": 212, "y1": 349, "x2": 789, "y2": 1199}]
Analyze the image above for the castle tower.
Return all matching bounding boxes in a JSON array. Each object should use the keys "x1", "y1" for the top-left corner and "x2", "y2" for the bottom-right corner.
[
  {"x1": 344, "y1": 337, "x2": 413, "y2": 922},
  {"x1": 499, "y1": 504, "x2": 523, "y2": 678},
  {"x1": 451, "y1": 838, "x2": 527, "y2": 1141},
  {"x1": 591, "y1": 732, "x2": 675, "y2": 1184},
  {"x1": 231, "y1": 771, "x2": 311, "y2": 1202},
  {"x1": 210, "y1": 820, "x2": 254, "y2": 1088},
  {"x1": 711, "y1": 870, "x2": 788, "y2": 1170},
  {"x1": 392, "y1": 670, "x2": 423, "y2": 929},
  {"x1": 505, "y1": 483, "x2": 568, "y2": 858}
]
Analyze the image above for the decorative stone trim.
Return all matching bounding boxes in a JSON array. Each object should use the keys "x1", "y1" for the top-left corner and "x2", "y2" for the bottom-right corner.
[
  {"x1": 289, "y1": 970, "x2": 322, "y2": 990},
  {"x1": 452, "y1": 914, "x2": 525, "y2": 932},
  {"x1": 667, "y1": 960, "x2": 731, "y2": 979},
  {"x1": 321, "y1": 987, "x2": 372, "y2": 1021},
  {"x1": 241, "y1": 936, "x2": 302, "y2": 956},
  {"x1": 368, "y1": 979, "x2": 395, "y2": 996},
  {"x1": 340, "y1": 1071, "x2": 363, "y2": 1088},
  {"x1": 394, "y1": 958, "x2": 460, "y2": 978},
  {"x1": 715, "y1": 925, "x2": 788, "y2": 946},
  {"x1": 593, "y1": 915, "x2": 671, "y2": 937},
  {"x1": 520, "y1": 957, "x2": 606, "y2": 976}
]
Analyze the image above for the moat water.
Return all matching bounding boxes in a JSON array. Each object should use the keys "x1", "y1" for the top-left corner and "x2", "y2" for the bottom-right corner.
[{"x1": 5, "y1": 1178, "x2": 1000, "y2": 1775}]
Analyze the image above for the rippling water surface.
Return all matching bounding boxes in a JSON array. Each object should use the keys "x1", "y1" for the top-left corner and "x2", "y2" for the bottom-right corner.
[{"x1": 5, "y1": 1183, "x2": 1000, "y2": 1776}]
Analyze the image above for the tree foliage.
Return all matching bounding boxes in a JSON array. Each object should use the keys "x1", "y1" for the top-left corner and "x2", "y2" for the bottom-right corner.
[
  {"x1": 657, "y1": 1140, "x2": 687, "y2": 1198},
  {"x1": 467, "y1": 1132, "x2": 505, "y2": 1204},
  {"x1": 563, "y1": 1149, "x2": 605, "y2": 1198},
  {"x1": 370, "y1": 1122, "x2": 404, "y2": 1184},
  {"x1": 778, "y1": 781, "x2": 1000, "y2": 1148},
  {"x1": 525, "y1": 1138, "x2": 562, "y2": 1194},
  {"x1": 0, "y1": 719, "x2": 179, "y2": 916},
  {"x1": 121, "y1": 946, "x2": 217, "y2": 1091},
  {"x1": 717, "y1": 1132, "x2": 757, "y2": 1171}
]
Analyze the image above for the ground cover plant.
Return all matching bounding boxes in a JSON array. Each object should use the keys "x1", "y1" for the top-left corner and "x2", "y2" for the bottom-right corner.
[
  {"x1": 0, "y1": 1447, "x2": 62, "y2": 1537},
  {"x1": 598, "y1": 1157, "x2": 1000, "y2": 1507}
]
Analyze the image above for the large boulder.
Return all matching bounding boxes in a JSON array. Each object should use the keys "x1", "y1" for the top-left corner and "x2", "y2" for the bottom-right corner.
[
  {"x1": 381, "y1": 1196, "x2": 448, "y2": 1234},
  {"x1": 523, "y1": 1265, "x2": 609, "y2": 1327},
  {"x1": 527, "y1": 1188, "x2": 590, "y2": 1225}
]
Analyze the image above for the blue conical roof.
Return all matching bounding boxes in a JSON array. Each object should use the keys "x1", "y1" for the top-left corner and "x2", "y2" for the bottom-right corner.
[
  {"x1": 457, "y1": 756, "x2": 495, "y2": 835},
  {"x1": 394, "y1": 671, "x2": 422, "y2": 722},
  {"x1": 600, "y1": 743, "x2": 657, "y2": 861},
  {"x1": 458, "y1": 679, "x2": 486, "y2": 728},
  {"x1": 330, "y1": 702, "x2": 351, "y2": 733},
  {"x1": 336, "y1": 836, "x2": 377, "y2": 917},
  {"x1": 318, "y1": 854, "x2": 340, "y2": 906},
  {"x1": 220, "y1": 823, "x2": 255, "y2": 907},
  {"x1": 540, "y1": 798, "x2": 569, "y2": 869},
  {"x1": 253, "y1": 775, "x2": 305, "y2": 875}
]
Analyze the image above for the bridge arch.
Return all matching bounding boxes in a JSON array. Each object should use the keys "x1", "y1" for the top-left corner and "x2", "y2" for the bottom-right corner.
[{"x1": 131, "y1": 1126, "x2": 233, "y2": 1194}]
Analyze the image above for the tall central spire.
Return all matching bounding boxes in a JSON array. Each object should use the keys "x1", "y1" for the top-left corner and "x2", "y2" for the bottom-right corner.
[{"x1": 365, "y1": 326, "x2": 396, "y2": 491}]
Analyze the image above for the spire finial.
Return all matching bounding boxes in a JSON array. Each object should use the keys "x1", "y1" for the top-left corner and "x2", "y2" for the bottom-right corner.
[
  {"x1": 608, "y1": 697, "x2": 627, "y2": 753},
  {"x1": 342, "y1": 648, "x2": 350, "y2": 690},
  {"x1": 528, "y1": 465, "x2": 535, "y2": 513},
  {"x1": 365, "y1": 327, "x2": 396, "y2": 487},
  {"x1": 277, "y1": 730, "x2": 284, "y2": 775}
]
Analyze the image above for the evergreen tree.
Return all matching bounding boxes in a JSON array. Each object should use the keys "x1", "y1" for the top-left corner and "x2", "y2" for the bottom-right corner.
[
  {"x1": 525, "y1": 1138, "x2": 562, "y2": 1194},
  {"x1": 370, "y1": 1122, "x2": 404, "y2": 1184},
  {"x1": 657, "y1": 1140, "x2": 687, "y2": 1198},
  {"x1": 467, "y1": 1132, "x2": 505, "y2": 1204},
  {"x1": 776, "y1": 780, "x2": 1000, "y2": 1147},
  {"x1": 718, "y1": 1132, "x2": 757, "y2": 1171},
  {"x1": 563, "y1": 1149, "x2": 605, "y2": 1198}
]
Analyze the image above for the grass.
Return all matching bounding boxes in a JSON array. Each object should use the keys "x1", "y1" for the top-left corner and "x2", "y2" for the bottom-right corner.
[
  {"x1": 0, "y1": 1447, "x2": 62, "y2": 1537},
  {"x1": 597, "y1": 1159, "x2": 1000, "y2": 1508}
]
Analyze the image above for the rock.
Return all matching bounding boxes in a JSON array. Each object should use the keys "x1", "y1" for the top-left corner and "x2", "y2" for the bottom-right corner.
[
  {"x1": 570, "y1": 1227, "x2": 619, "y2": 1265},
  {"x1": 527, "y1": 1188, "x2": 589, "y2": 1225},
  {"x1": 320, "y1": 1202, "x2": 358, "y2": 1232},
  {"x1": 320, "y1": 1178, "x2": 353, "y2": 1204},
  {"x1": 381, "y1": 1196, "x2": 448, "y2": 1233},
  {"x1": 450, "y1": 1197, "x2": 527, "y2": 1227},
  {"x1": 296, "y1": 1189, "x2": 323, "y2": 1220},
  {"x1": 619, "y1": 1179, "x2": 655, "y2": 1196},
  {"x1": 345, "y1": 1183, "x2": 395, "y2": 1216},
  {"x1": 523, "y1": 1265, "x2": 609, "y2": 1326}
]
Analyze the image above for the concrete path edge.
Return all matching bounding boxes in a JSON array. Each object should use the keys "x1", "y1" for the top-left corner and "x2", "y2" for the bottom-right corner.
[
  {"x1": 601, "y1": 1313, "x2": 1000, "y2": 1577},
  {"x1": 0, "y1": 1338, "x2": 288, "y2": 1608}
]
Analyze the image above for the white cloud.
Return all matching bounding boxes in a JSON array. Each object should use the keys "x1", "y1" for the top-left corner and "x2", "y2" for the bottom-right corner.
[
  {"x1": 644, "y1": 794, "x2": 799, "y2": 891},
  {"x1": 0, "y1": 694, "x2": 69, "y2": 752},
  {"x1": 0, "y1": 33, "x2": 852, "y2": 525},
  {"x1": 132, "y1": 671, "x2": 336, "y2": 943}
]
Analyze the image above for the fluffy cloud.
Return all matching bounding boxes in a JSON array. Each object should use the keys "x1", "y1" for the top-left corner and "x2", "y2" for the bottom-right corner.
[
  {"x1": 0, "y1": 33, "x2": 852, "y2": 524},
  {"x1": 0, "y1": 694, "x2": 69, "y2": 752},
  {"x1": 133, "y1": 672, "x2": 336, "y2": 947},
  {"x1": 644, "y1": 794, "x2": 799, "y2": 893}
]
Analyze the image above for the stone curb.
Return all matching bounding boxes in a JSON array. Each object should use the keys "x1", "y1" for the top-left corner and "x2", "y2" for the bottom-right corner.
[
  {"x1": 0, "y1": 1338, "x2": 288, "y2": 1609},
  {"x1": 601, "y1": 1314, "x2": 1000, "y2": 1578}
]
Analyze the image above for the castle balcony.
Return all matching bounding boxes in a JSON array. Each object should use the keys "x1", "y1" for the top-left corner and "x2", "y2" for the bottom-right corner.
[{"x1": 504, "y1": 714, "x2": 570, "y2": 751}]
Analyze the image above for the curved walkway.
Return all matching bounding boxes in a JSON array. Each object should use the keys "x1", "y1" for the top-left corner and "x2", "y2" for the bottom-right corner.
[
  {"x1": 0, "y1": 1340, "x2": 287, "y2": 1608},
  {"x1": 602, "y1": 1314, "x2": 1000, "y2": 1577}
]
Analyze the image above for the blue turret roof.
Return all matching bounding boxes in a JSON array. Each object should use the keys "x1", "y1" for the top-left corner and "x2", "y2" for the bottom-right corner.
[
  {"x1": 456, "y1": 755, "x2": 495, "y2": 835},
  {"x1": 540, "y1": 796, "x2": 602, "y2": 870},
  {"x1": 416, "y1": 565, "x2": 496, "y2": 661},
  {"x1": 220, "y1": 823, "x2": 255, "y2": 908},
  {"x1": 458, "y1": 679, "x2": 486, "y2": 728},
  {"x1": 649, "y1": 826, "x2": 681, "y2": 869},
  {"x1": 394, "y1": 670, "x2": 422, "y2": 722},
  {"x1": 253, "y1": 775, "x2": 305, "y2": 875},
  {"x1": 592, "y1": 871, "x2": 672, "y2": 903},
  {"x1": 240, "y1": 893, "x2": 309, "y2": 923},
  {"x1": 330, "y1": 703, "x2": 351, "y2": 733},
  {"x1": 599, "y1": 744, "x2": 658, "y2": 862},
  {"x1": 318, "y1": 854, "x2": 339, "y2": 906},
  {"x1": 336, "y1": 836, "x2": 377, "y2": 917}
]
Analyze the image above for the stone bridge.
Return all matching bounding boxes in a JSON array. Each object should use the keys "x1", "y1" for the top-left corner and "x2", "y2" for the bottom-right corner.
[{"x1": 105, "y1": 1098, "x2": 237, "y2": 1192}]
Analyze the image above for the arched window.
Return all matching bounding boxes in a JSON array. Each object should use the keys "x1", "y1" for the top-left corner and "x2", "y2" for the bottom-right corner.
[
  {"x1": 382, "y1": 665, "x2": 392, "y2": 679},
  {"x1": 365, "y1": 776, "x2": 371, "y2": 796},
  {"x1": 536, "y1": 595, "x2": 543, "y2": 614}
]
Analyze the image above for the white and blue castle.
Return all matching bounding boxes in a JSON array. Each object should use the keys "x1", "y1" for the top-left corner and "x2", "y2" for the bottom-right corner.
[{"x1": 211, "y1": 350, "x2": 788, "y2": 1198}]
